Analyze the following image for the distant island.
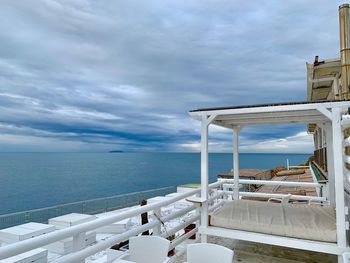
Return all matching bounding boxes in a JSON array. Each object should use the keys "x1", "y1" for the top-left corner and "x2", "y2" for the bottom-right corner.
[{"x1": 109, "y1": 150, "x2": 124, "y2": 153}]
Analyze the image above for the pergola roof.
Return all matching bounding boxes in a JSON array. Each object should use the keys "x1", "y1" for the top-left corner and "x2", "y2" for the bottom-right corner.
[{"x1": 189, "y1": 100, "x2": 350, "y2": 127}]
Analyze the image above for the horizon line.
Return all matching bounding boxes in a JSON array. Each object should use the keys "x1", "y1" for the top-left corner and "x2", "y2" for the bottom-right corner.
[{"x1": 0, "y1": 151, "x2": 313, "y2": 154}]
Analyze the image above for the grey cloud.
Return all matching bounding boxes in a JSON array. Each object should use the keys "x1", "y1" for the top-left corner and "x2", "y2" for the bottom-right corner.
[{"x1": 0, "y1": 0, "x2": 343, "y2": 152}]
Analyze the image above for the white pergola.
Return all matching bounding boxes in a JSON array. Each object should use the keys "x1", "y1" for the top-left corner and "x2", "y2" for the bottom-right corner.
[{"x1": 189, "y1": 100, "x2": 350, "y2": 262}]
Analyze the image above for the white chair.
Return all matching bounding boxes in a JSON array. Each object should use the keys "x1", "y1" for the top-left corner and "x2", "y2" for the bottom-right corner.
[
  {"x1": 113, "y1": 236, "x2": 170, "y2": 263},
  {"x1": 185, "y1": 243, "x2": 234, "y2": 263}
]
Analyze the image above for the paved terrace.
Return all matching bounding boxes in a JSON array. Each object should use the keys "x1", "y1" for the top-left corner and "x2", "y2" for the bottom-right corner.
[{"x1": 173, "y1": 237, "x2": 337, "y2": 263}]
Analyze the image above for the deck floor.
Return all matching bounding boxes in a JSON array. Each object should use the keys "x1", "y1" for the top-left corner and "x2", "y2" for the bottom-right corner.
[{"x1": 173, "y1": 236, "x2": 337, "y2": 263}]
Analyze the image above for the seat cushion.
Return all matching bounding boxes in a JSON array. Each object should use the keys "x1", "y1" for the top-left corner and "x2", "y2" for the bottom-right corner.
[{"x1": 209, "y1": 200, "x2": 336, "y2": 242}]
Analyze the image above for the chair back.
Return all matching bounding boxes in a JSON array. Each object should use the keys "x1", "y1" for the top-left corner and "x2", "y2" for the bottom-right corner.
[
  {"x1": 129, "y1": 236, "x2": 170, "y2": 263},
  {"x1": 187, "y1": 243, "x2": 233, "y2": 263}
]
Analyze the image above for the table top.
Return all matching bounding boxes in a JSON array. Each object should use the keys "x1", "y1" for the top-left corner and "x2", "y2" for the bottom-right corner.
[
  {"x1": 112, "y1": 259, "x2": 135, "y2": 263},
  {"x1": 0, "y1": 222, "x2": 55, "y2": 239},
  {"x1": 49, "y1": 213, "x2": 96, "y2": 224}
]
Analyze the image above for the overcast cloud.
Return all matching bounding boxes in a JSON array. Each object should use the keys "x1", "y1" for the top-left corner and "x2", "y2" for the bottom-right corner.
[{"x1": 0, "y1": 0, "x2": 344, "y2": 153}]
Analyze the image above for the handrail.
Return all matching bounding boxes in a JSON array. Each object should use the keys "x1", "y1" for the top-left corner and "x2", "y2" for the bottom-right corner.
[
  {"x1": 55, "y1": 205, "x2": 198, "y2": 263},
  {"x1": 223, "y1": 179, "x2": 321, "y2": 188},
  {"x1": 219, "y1": 190, "x2": 327, "y2": 202},
  {"x1": 0, "y1": 181, "x2": 222, "y2": 261},
  {"x1": 0, "y1": 188, "x2": 198, "y2": 260}
]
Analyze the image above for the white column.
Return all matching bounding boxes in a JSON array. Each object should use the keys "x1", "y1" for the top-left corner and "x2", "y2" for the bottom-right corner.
[
  {"x1": 325, "y1": 124, "x2": 335, "y2": 205},
  {"x1": 200, "y1": 115, "x2": 209, "y2": 243},
  {"x1": 152, "y1": 208, "x2": 161, "y2": 235},
  {"x1": 233, "y1": 127, "x2": 240, "y2": 200},
  {"x1": 73, "y1": 233, "x2": 85, "y2": 263},
  {"x1": 331, "y1": 107, "x2": 347, "y2": 248}
]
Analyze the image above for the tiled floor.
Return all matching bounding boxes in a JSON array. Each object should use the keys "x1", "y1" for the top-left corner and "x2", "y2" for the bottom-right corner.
[{"x1": 173, "y1": 236, "x2": 337, "y2": 263}]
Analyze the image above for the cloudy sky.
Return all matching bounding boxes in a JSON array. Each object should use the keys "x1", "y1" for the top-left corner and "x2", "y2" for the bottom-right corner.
[{"x1": 0, "y1": 0, "x2": 344, "y2": 153}]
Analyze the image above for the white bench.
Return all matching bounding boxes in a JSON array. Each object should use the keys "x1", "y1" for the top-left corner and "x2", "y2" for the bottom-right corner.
[
  {"x1": 0, "y1": 223, "x2": 53, "y2": 263},
  {"x1": 0, "y1": 222, "x2": 55, "y2": 245},
  {"x1": 48, "y1": 213, "x2": 96, "y2": 229},
  {"x1": 0, "y1": 248, "x2": 48, "y2": 263}
]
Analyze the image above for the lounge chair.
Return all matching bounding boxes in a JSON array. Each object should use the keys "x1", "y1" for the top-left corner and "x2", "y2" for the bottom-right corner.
[
  {"x1": 185, "y1": 243, "x2": 234, "y2": 263},
  {"x1": 112, "y1": 236, "x2": 170, "y2": 263}
]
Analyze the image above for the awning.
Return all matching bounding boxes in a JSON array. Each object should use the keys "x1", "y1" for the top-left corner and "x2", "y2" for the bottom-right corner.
[{"x1": 189, "y1": 100, "x2": 350, "y2": 127}]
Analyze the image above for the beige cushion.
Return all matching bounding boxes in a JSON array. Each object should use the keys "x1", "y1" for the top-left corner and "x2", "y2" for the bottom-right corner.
[{"x1": 210, "y1": 200, "x2": 336, "y2": 243}]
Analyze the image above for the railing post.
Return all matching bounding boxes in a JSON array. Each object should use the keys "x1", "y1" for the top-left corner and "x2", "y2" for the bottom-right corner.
[
  {"x1": 152, "y1": 208, "x2": 161, "y2": 235},
  {"x1": 73, "y1": 232, "x2": 86, "y2": 263},
  {"x1": 104, "y1": 199, "x2": 108, "y2": 212},
  {"x1": 25, "y1": 212, "x2": 30, "y2": 223},
  {"x1": 82, "y1": 202, "x2": 86, "y2": 214}
]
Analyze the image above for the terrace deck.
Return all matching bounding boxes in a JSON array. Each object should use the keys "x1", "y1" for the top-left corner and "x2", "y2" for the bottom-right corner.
[
  {"x1": 174, "y1": 237, "x2": 337, "y2": 263},
  {"x1": 242, "y1": 169, "x2": 317, "y2": 202}
]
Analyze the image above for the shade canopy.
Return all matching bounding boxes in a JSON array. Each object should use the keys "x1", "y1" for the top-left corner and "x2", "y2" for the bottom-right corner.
[{"x1": 189, "y1": 100, "x2": 350, "y2": 128}]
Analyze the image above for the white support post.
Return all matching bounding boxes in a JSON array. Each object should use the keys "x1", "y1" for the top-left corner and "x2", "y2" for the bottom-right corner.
[
  {"x1": 233, "y1": 127, "x2": 240, "y2": 200},
  {"x1": 325, "y1": 124, "x2": 336, "y2": 205},
  {"x1": 73, "y1": 233, "x2": 85, "y2": 263},
  {"x1": 200, "y1": 115, "x2": 209, "y2": 243},
  {"x1": 152, "y1": 208, "x2": 161, "y2": 235},
  {"x1": 331, "y1": 107, "x2": 348, "y2": 248}
]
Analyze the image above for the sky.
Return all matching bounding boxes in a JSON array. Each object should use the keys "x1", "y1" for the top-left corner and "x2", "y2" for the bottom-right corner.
[{"x1": 0, "y1": 0, "x2": 345, "y2": 153}]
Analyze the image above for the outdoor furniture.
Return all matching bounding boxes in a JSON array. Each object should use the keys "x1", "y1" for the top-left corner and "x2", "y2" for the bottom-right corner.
[
  {"x1": 106, "y1": 249, "x2": 125, "y2": 263},
  {"x1": 209, "y1": 200, "x2": 336, "y2": 243},
  {"x1": 48, "y1": 213, "x2": 96, "y2": 229},
  {"x1": 0, "y1": 222, "x2": 55, "y2": 245},
  {"x1": 0, "y1": 248, "x2": 48, "y2": 263},
  {"x1": 0, "y1": 222, "x2": 53, "y2": 263},
  {"x1": 113, "y1": 236, "x2": 170, "y2": 263},
  {"x1": 185, "y1": 243, "x2": 233, "y2": 263}
]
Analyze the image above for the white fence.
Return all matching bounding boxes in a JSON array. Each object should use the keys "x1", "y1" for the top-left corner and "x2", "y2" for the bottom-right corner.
[{"x1": 0, "y1": 179, "x2": 322, "y2": 262}]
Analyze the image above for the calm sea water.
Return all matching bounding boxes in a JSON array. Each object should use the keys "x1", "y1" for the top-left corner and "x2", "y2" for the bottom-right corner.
[{"x1": 0, "y1": 152, "x2": 310, "y2": 214}]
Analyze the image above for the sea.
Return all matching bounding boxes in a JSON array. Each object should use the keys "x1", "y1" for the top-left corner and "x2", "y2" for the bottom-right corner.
[{"x1": 0, "y1": 152, "x2": 310, "y2": 215}]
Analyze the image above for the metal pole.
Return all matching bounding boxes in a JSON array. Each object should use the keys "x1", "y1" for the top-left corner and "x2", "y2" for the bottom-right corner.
[
  {"x1": 339, "y1": 4, "x2": 350, "y2": 100},
  {"x1": 233, "y1": 127, "x2": 240, "y2": 200}
]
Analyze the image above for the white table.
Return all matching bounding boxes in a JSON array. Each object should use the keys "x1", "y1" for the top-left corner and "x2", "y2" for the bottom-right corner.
[
  {"x1": 0, "y1": 222, "x2": 55, "y2": 244},
  {"x1": 112, "y1": 259, "x2": 135, "y2": 263},
  {"x1": 48, "y1": 213, "x2": 96, "y2": 229},
  {"x1": 0, "y1": 248, "x2": 47, "y2": 263}
]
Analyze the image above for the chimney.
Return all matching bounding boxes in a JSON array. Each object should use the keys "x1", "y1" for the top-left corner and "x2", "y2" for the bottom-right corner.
[{"x1": 339, "y1": 4, "x2": 350, "y2": 100}]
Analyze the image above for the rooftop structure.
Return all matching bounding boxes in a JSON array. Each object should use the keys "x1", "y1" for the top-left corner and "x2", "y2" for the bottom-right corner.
[
  {"x1": 1, "y1": 3, "x2": 350, "y2": 263},
  {"x1": 189, "y1": 99, "x2": 350, "y2": 263}
]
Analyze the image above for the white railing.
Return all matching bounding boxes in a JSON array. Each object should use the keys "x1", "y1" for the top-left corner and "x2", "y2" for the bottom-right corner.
[
  {"x1": 0, "y1": 182, "x2": 223, "y2": 262},
  {"x1": 219, "y1": 190, "x2": 326, "y2": 202},
  {"x1": 218, "y1": 178, "x2": 326, "y2": 203},
  {"x1": 0, "y1": 178, "x2": 324, "y2": 262},
  {"x1": 222, "y1": 179, "x2": 321, "y2": 188}
]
